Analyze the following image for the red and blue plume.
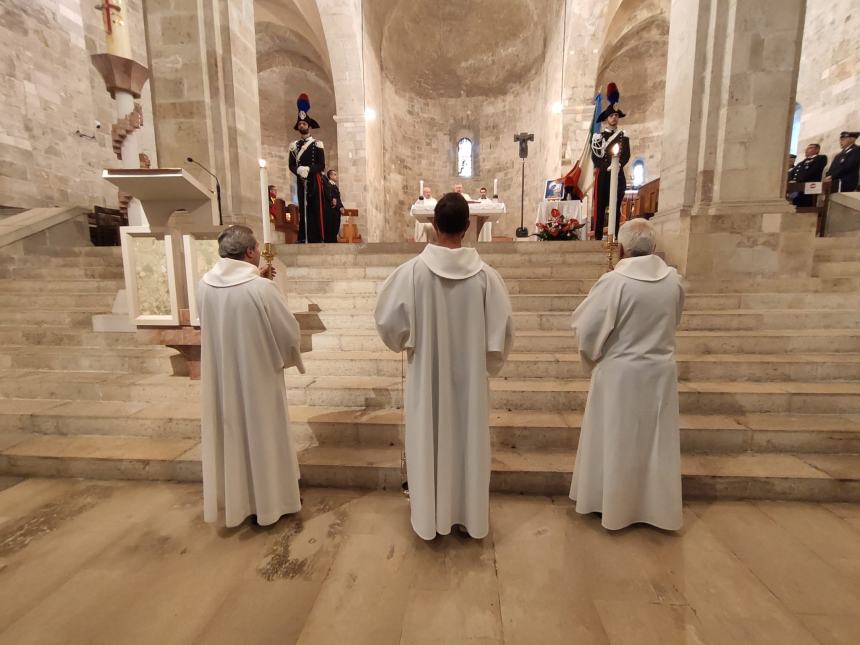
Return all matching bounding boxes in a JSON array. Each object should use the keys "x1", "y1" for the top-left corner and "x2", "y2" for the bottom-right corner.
[
  {"x1": 297, "y1": 94, "x2": 311, "y2": 112},
  {"x1": 606, "y1": 83, "x2": 620, "y2": 105}
]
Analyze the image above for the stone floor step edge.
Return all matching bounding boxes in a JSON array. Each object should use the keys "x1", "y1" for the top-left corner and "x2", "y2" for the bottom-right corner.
[{"x1": 0, "y1": 439, "x2": 857, "y2": 502}]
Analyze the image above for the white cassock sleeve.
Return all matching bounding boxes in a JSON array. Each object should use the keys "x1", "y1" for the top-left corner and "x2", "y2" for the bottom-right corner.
[
  {"x1": 571, "y1": 274, "x2": 620, "y2": 372},
  {"x1": 374, "y1": 263, "x2": 415, "y2": 353},
  {"x1": 260, "y1": 280, "x2": 305, "y2": 374},
  {"x1": 484, "y1": 267, "x2": 514, "y2": 376},
  {"x1": 676, "y1": 275, "x2": 686, "y2": 327}
]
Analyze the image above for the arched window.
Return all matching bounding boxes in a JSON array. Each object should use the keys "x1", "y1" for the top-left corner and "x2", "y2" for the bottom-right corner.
[
  {"x1": 789, "y1": 103, "x2": 802, "y2": 156},
  {"x1": 632, "y1": 158, "x2": 646, "y2": 189},
  {"x1": 457, "y1": 138, "x2": 473, "y2": 178}
]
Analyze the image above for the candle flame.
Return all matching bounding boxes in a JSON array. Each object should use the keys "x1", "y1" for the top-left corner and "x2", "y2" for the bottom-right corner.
[
  {"x1": 612, "y1": 143, "x2": 620, "y2": 156},
  {"x1": 258, "y1": 159, "x2": 267, "y2": 168}
]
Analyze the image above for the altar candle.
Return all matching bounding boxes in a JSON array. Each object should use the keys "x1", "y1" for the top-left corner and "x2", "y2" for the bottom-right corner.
[
  {"x1": 607, "y1": 144, "x2": 621, "y2": 241},
  {"x1": 259, "y1": 159, "x2": 271, "y2": 244},
  {"x1": 419, "y1": 179, "x2": 424, "y2": 198},
  {"x1": 102, "y1": 0, "x2": 133, "y2": 59},
  {"x1": 493, "y1": 177, "x2": 499, "y2": 197}
]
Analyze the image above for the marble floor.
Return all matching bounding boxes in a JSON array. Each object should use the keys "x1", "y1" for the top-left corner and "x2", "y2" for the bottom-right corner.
[{"x1": 1, "y1": 478, "x2": 859, "y2": 645}]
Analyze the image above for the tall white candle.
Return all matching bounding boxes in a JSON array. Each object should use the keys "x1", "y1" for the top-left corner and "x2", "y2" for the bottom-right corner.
[
  {"x1": 259, "y1": 159, "x2": 271, "y2": 243},
  {"x1": 493, "y1": 177, "x2": 499, "y2": 197},
  {"x1": 607, "y1": 144, "x2": 621, "y2": 241},
  {"x1": 419, "y1": 179, "x2": 424, "y2": 198},
  {"x1": 103, "y1": 0, "x2": 133, "y2": 59}
]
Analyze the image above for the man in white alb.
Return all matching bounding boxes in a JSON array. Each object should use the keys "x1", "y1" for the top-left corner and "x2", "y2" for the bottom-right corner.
[
  {"x1": 375, "y1": 192, "x2": 514, "y2": 540},
  {"x1": 414, "y1": 185, "x2": 437, "y2": 242},
  {"x1": 452, "y1": 183, "x2": 472, "y2": 200},
  {"x1": 569, "y1": 218, "x2": 685, "y2": 531},
  {"x1": 197, "y1": 225, "x2": 305, "y2": 527}
]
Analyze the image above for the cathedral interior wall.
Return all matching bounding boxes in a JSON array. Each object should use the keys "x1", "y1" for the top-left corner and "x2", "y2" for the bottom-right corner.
[
  {"x1": 0, "y1": 0, "x2": 156, "y2": 210},
  {"x1": 373, "y1": 0, "x2": 565, "y2": 242},
  {"x1": 795, "y1": 0, "x2": 860, "y2": 161}
]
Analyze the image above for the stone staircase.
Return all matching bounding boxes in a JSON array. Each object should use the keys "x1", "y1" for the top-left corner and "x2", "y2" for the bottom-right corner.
[{"x1": 0, "y1": 239, "x2": 859, "y2": 501}]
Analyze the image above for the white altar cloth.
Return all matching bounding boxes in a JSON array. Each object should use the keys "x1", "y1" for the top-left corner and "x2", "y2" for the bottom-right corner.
[
  {"x1": 535, "y1": 200, "x2": 589, "y2": 240},
  {"x1": 410, "y1": 200, "x2": 506, "y2": 242}
]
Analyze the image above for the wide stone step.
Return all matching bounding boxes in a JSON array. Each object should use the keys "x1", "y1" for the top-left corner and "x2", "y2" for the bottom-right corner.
[
  {"x1": 684, "y1": 276, "x2": 860, "y2": 293},
  {"x1": 0, "y1": 371, "x2": 200, "y2": 403},
  {"x1": 0, "y1": 293, "x2": 116, "y2": 309},
  {"x1": 0, "y1": 434, "x2": 856, "y2": 501},
  {"x1": 0, "y1": 246, "x2": 122, "y2": 262},
  {"x1": 4, "y1": 398, "x2": 857, "y2": 455},
  {"x1": 290, "y1": 292, "x2": 860, "y2": 313},
  {"x1": 279, "y1": 251, "x2": 609, "y2": 268},
  {"x1": 0, "y1": 279, "x2": 124, "y2": 294},
  {"x1": 299, "y1": 309, "x2": 860, "y2": 332},
  {"x1": 814, "y1": 236, "x2": 860, "y2": 250},
  {"x1": 0, "y1": 255, "x2": 122, "y2": 268},
  {"x1": 280, "y1": 376, "x2": 860, "y2": 414},
  {"x1": 303, "y1": 328, "x2": 860, "y2": 354},
  {"x1": 813, "y1": 248, "x2": 860, "y2": 262},
  {"x1": 298, "y1": 351, "x2": 860, "y2": 381},
  {"x1": 0, "y1": 310, "x2": 100, "y2": 326},
  {"x1": 276, "y1": 240, "x2": 605, "y2": 257},
  {"x1": 814, "y1": 260, "x2": 860, "y2": 278},
  {"x1": 287, "y1": 278, "x2": 604, "y2": 296},
  {"x1": 0, "y1": 327, "x2": 142, "y2": 348},
  {"x1": 0, "y1": 266, "x2": 125, "y2": 280},
  {"x1": 0, "y1": 346, "x2": 179, "y2": 373},
  {"x1": 3, "y1": 371, "x2": 859, "y2": 414}
]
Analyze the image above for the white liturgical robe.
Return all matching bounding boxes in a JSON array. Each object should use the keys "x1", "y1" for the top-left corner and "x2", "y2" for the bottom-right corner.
[
  {"x1": 414, "y1": 197, "x2": 437, "y2": 242},
  {"x1": 197, "y1": 258, "x2": 305, "y2": 527},
  {"x1": 374, "y1": 244, "x2": 514, "y2": 539},
  {"x1": 569, "y1": 254, "x2": 685, "y2": 530}
]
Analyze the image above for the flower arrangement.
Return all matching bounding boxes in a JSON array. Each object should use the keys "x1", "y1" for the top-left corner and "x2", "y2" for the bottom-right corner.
[{"x1": 533, "y1": 208, "x2": 585, "y2": 241}]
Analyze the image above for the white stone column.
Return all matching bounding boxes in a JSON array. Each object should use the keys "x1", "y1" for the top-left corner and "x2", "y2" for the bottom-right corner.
[
  {"x1": 317, "y1": 0, "x2": 384, "y2": 241},
  {"x1": 653, "y1": 0, "x2": 814, "y2": 278},
  {"x1": 333, "y1": 113, "x2": 369, "y2": 238},
  {"x1": 143, "y1": 0, "x2": 263, "y2": 229}
]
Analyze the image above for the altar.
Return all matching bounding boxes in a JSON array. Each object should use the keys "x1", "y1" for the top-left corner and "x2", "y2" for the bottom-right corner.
[
  {"x1": 535, "y1": 200, "x2": 589, "y2": 240},
  {"x1": 410, "y1": 200, "x2": 506, "y2": 244}
]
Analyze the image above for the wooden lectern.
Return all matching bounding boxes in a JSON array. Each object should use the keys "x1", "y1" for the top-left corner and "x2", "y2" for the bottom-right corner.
[{"x1": 103, "y1": 168, "x2": 219, "y2": 378}]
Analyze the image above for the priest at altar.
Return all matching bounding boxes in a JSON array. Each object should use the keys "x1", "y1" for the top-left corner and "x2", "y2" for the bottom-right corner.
[
  {"x1": 376, "y1": 192, "x2": 514, "y2": 539},
  {"x1": 413, "y1": 186, "x2": 437, "y2": 242},
  {"x1": 569, "y1": 218, "x2": 684, "y2": 531}
]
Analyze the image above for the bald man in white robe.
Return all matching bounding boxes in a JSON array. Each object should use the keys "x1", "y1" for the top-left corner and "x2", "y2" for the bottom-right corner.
[
  {"x1": 376, "y1": 192, "x2": 514, "y2": 540},
  {"x1": 570, "y1": 218, "x2": 685, "y2": 530}
]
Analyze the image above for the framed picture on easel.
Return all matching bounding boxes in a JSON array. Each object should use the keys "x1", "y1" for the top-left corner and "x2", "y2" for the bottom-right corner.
[{"x1": 544, "y1": 179, "x2": 563, "y2": 200}]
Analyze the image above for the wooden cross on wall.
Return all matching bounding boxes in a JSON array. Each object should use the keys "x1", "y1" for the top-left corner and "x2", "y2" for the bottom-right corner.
[{"x1": 95, "y1": 2, "x2": 122, "y2": 35}]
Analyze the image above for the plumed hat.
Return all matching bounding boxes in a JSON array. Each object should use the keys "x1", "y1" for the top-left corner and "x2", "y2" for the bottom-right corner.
[
  {"x1": 294, "y1": 94, "x2": 320, "y2": 130},
  {"x1": 597, "y1": 83, "x2": 626, "y2": 121}
]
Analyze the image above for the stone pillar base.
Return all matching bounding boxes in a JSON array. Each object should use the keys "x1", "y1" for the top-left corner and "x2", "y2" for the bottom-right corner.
[
  {"x1": 653, "y1": 200, "x2": 816, "y2": 278},
  {"x1": 137, "y1": 327, "x2": 201, "y2": 380}
]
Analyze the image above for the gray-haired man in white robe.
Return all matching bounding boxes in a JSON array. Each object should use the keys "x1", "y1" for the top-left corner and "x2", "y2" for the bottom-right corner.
[
  {"x1": 197, "y1": 225, "x2": 305, "y2": 527},
  {"x1": 570, "y1": 218, "x2": 685, "y2": 530}
]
